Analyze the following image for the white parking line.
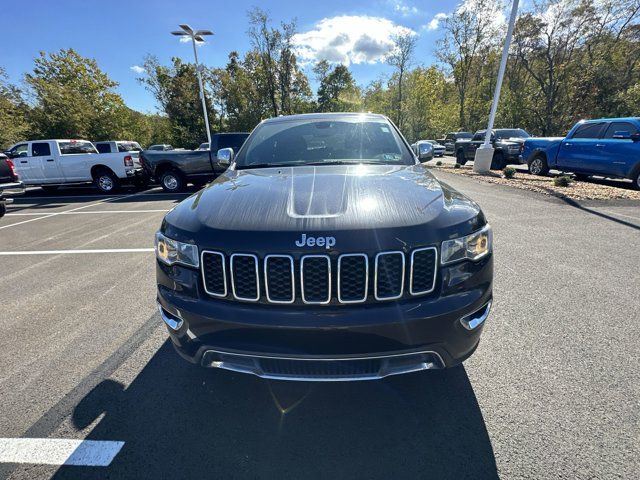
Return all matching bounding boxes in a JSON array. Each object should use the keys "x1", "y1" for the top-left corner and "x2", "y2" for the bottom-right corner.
[
  {"x1": 17, "y1": 191, "x2": 190, "y2": 201},
  {"x1": 0, "y1": 438, "x2": 124, "y2": 466},
  {"x1": 0, "y1": 248, "x2": 154, "y2": 256},
  {"x1": 0, "y1": 190, "x2": 158, "y2": 231},
  {"x1": 6, "y1": 209, "x2": 168, "y2": 216}
]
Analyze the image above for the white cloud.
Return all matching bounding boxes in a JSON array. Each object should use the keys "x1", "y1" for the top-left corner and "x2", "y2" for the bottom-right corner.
[
  {"x1": 293, "y1": 16, "x2": 415, "y2": 66},
  {"x1": 426, "y1": 13, "x2": 448, "y2": 31},
  {"x1": 130, "y1": 65, "x2": 145, "y2": 74},
  {"x1": 392, "y1": 0, "x2": 419, "y2": 16}
]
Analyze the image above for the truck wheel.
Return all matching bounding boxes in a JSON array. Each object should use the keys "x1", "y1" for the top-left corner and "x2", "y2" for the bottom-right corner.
[
  {"x1": 490, "y1": 152, "x2": 505, "y2": 170},
  {"x1": 633, "y1": 169, "x2": 640, "y2": 190},
  {"x1": 456, "y1": 150, "x2": 467, "y2": 165},
  {"x1": 528, "y1": 154, "x2": 549, "y2": 176},
  {"x1": 41, "y1": 185, "x2": 59, "y2": 193},
  {"x1": 94, "y1": 169, "x2": 120, "y2": 194},
  {"x1": 160, "y1": 169, "x2": 185, "y2": 193}
]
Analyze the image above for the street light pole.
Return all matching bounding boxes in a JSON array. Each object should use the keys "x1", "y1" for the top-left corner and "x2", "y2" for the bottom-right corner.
[
  {"x1": 473, "y1": 0, "x2": 520, "y2": 173},
  {"x1": 171, "y1": 25, "x2": 214, "y2": 147}
]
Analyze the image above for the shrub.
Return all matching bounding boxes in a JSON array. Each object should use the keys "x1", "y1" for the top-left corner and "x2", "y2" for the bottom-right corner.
[
  {"x1": 436, "y1": 160, "x2": 442, "y2": 166},
  {"x1": 454, "y1": 163, "x2": 461, "y2": 169},
  {"x1": 553, "y1": 175, "x2": 573, "y2": 187},
  {"x1": 503, "y1": 167, "x2": 517, "y2": 179}
]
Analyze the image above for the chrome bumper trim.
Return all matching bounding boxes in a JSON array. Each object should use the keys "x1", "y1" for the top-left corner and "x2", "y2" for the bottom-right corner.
[
  {"x1": 158, "y1": 303, "x2": 183, "y2": 330},
  {"x1": 460, "y1": 300, "x2": 492, "y2": 330},
  {"x1": 200, "y1": 348, "x2": 446, "y2": 382}
]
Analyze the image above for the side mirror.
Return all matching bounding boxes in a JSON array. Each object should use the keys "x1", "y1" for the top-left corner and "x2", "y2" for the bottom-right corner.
[
  {"x1": 612, "y1": 131, "x2": 632, "y2": 140},
  {"x1": 418, "y1": 143, "x2": 433, "y2": 161},
  {"x1": 18, "y1": 151, "x2": 28, "y2": 158},
  {"x1": 216, "y1": 147, "x2": 234, "y2": 166}
]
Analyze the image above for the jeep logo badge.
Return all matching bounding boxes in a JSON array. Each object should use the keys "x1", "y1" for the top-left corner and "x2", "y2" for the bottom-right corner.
[{"x1": 295, "y1": 233, "x2": 336, "y2": 250}]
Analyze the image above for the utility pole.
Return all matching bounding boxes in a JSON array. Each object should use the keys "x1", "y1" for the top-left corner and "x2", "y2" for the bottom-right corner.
[
  {"x1": 474, "y1": 0, "x2": 520, "y2": 173},
  {"x1": 171, "y1": 24, "x2": 214, "y2": 147}
]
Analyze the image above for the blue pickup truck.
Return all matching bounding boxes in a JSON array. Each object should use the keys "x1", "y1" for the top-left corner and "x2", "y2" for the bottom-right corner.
[{"x1": 522, "y1": 117, "x2": 640, "y2": 189}]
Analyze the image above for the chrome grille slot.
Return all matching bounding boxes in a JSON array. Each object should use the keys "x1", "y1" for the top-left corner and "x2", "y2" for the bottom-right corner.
[
  {"x1": 375, "y1": 251, "x2": 405, "y2": 300},
  {"x1": 410, "y1": 247, "x2": 437, "y2": 295},
  {"x1": 338, "y1": 254, "x2": 368, "y2": 303},
  {"x1": 264, "y1": 255, "x2": 295, "y2": 304},
  {"x1": 201, "y1": 251, "x2": 227, "y2": 297},
  {"x1": 230, "y1": 254, "x2": 260, "y2": 301},
  {"x1": 301, "y1": 255, "x2": 331, "y2": 304}
]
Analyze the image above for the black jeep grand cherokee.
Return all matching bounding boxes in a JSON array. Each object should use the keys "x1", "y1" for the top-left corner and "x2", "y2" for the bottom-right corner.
[{"x1": 155, "y1": 113, "x2": 493, "y2": 381}]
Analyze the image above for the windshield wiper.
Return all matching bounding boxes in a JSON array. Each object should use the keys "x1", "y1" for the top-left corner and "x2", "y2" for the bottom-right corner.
[
  {"x1": 236, "y1": 162, "x2": 297, "y2": 170},
  {"x1": 304, "y1": 160, "x2": 382, "y2": 166}
]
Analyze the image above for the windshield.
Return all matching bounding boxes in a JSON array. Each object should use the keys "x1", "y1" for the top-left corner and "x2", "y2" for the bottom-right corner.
[
  {"x1": 496, "y1": 129, "x2": 529, "y2": 139},
  {"x1": 235, "y1": 117, "x2": 414, "y2": 169}
]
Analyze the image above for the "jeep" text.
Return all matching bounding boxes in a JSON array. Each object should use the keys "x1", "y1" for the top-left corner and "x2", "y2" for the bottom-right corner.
[{"x1": 295, "y1": 234, "x2": 336, "y2": 249}]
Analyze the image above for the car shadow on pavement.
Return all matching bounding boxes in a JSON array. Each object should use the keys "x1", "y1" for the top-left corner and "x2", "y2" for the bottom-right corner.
[{"x1": 54, "y1": 341, "x2": 497, "y2": 480}]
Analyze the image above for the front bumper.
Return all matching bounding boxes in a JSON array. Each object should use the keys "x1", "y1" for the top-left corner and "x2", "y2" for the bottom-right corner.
[
  {"x1": 0, "y1": 181, "x2": 25, "y2": 200},
  {"x1": 156, "y1": 254, "x2": 493, "y2": 380}
]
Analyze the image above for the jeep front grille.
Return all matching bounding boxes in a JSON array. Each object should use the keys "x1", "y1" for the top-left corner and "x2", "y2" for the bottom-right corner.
[{"x1": 200, "y1": 248, "x2": 438, "y2": 305}]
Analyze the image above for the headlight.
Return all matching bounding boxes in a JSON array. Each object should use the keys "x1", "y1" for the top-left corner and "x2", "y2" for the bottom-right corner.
[
  {"x1": 441, "y1": 225, "x2": 492, "y2": 265},
  {"x1": 155, "y1": 232, "x2": 199, "y2": 268}
]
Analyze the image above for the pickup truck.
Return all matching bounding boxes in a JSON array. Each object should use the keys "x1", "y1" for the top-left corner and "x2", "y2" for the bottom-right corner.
[
  {"x1": 141, "y1": 132, "x2": 249, "y2": 192},
  {"x1": 439, "y1": 131, "x2": 473, "y2": 155},
  {"x1": 0, "y1": 153, "x2": 25, "y2": 219},
  {"x1": 4, "y1": 139, "x2": 145, "y2": 193},
  {"x1": 94, "y1": 140, "x2": 148, "y2": 187},
  {"x1": 454, "y1": 129, "x2": 530, "y2": 169},
  {"x1": 155, "y1": 112, "x2": 493, "y2": 381},
  {"x1": 522, "y1": 117, "x2": 640, "y2": 189}
]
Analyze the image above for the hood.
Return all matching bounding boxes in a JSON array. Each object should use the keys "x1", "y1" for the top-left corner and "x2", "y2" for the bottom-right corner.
[{"x1": 163, "y1": 164, "x2": 485, "y2": 250}]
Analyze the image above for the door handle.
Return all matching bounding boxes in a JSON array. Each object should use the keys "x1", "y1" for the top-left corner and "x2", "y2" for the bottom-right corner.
[
  {"x1": 564, "y1": 143, "x2": 572, "y2": 147},
  {"x1": 20, "y1": 160, "x2": 28, "y2": 163},
  {"x1": 46, "y1": 159, "x2": 55, "y2": 162}
]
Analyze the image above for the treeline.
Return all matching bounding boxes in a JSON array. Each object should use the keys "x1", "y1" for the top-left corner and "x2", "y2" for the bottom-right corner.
[{"x1": 1, "y1": 0, "x2": 639, "y2": 150}]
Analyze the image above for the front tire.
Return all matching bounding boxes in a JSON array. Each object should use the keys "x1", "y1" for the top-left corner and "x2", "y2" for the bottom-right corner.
[
  {"x1": 94, "y1": 169, "x2": 119, "y2": 194},
  {"x1": 160, "y1": 169, "x2": 185, "y2": 193},
  {"x1": 491, "y1": 152, "x2": 505, "y2": 170},
  {"x1": 528, "y1": 154, "x2": 549, "y2": 176},
  {"x1": 456, "y1": 149, "x2": 467, "y2": 165}
]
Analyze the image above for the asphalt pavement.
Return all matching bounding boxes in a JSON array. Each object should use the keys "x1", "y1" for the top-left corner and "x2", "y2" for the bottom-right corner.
[{"x1": 0, "y1": 176, "x2": 638, "y2": 479}]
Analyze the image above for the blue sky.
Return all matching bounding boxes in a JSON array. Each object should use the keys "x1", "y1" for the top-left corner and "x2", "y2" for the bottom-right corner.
[{"x1": 1, "y1": 0, "x2": 461, "y2": 113}]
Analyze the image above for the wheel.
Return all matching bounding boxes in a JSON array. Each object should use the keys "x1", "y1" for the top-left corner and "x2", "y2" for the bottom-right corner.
[
  {"x1": 456, "y1": 149, "x2": 467, "y2": 165},
  {"x1": 490, "y1": 152, "x2": 505, "y2": 170},
  {"x1": 632, "y1": 169, "x2": 640, "y2": 190},
  {"x1": 0, "y1": 202, "x2": 5, "y2": 219},
  {"x1": 528, "y1": 154, "x2": 549, "y2": 176},
  {"x1": 41, "y1": 185, "x2": 59, "y2": 193},
  {"x1": 160, "y1": 169, "x2": 185, "y2": 193},
  {"x1": 93, "y1": 169, "x2": 119, "y2": 194}
]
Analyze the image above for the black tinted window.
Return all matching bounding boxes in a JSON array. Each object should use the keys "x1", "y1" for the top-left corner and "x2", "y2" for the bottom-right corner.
[
  {"x1": 236, "y1": 118, "x2": 413, "y2": 168},
  {"x1": 31, "y1": 142, "x2": 51, "y2": 156},
  {"x1": 495, "y1": 129, "x2": 529, "y2": 139},
  {"x1": 217, "y1": 134, "x2": 249, "y2": 152},
  {"x1": 472, "y1": 132, "x2": 485, "y2": 141},
  {"x1": 572, "y1": 123, "x2": 605, "y2": 139},
  {"x1": 603, "y1": 122, "x2": 638, "y2": 139},
  {"x1": 95, "y1": 143, "x2": 111, "y2": 153},
  {"x1": 456, "y1": 132, "x2": 473, "y2": 139}
]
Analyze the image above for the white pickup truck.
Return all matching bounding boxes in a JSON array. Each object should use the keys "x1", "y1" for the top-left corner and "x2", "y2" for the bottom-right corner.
[{"x1": 4, "y1": 139, "x2": 146, "y2": 193}]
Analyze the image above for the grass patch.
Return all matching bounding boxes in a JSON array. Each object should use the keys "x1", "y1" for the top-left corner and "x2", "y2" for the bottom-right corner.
[
  {"x1": 553, "y1": 175, "x2": 573, "y2": 187},
  {"x1": 502, "y1": 166, "x2": 517, "y2": 179}
]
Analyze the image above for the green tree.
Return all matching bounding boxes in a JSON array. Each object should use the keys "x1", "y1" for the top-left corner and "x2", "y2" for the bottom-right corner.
[
  {"x1": 25, "y1": 48, "x2": 127, "y2": 140},
  {"x1": 317, "y1": 64, "x2": 361, "y2": 112},
  {"x1": 0, "y1": 68, "x2": 30, "y2": 149}
]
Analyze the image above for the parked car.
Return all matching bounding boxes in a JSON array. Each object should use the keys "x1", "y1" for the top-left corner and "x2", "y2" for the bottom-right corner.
[
  {"x1": 4, "y1": 139, "x2": 145, "y2": 193},
  {"x1": 94, "y1": 140, "x2": 148, "y2": 187},
  {"x1": 0, "y1": 153, "x2": 25, "y2": 219},
  {"x1": 439, "y1": 132, "x2": 473, "y2": 155},
  {"x1": 522, "y1": 117, "x2": 640, "y2": 189},
  {"x1": 425, "y1": 140, "x2": 446, "y2": 157},
  {"x1": 454, "y1": 129, "x2": 530, "y2": 169},
  {"x1": 148, "y1": 144, "x2": 174, "y2": 151},
  {"x1": 410, "y1": 140, "x2": 434, "y2": 162},
  {"x1": 94, "y1": 140, "x2": 143, "y2": 154},
  {"x1": 155, "y1": 112, "x2": 493, "y2": 381},
  {"x1": 141, "y1": 132, "x2": 249, "y2": 192}
]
